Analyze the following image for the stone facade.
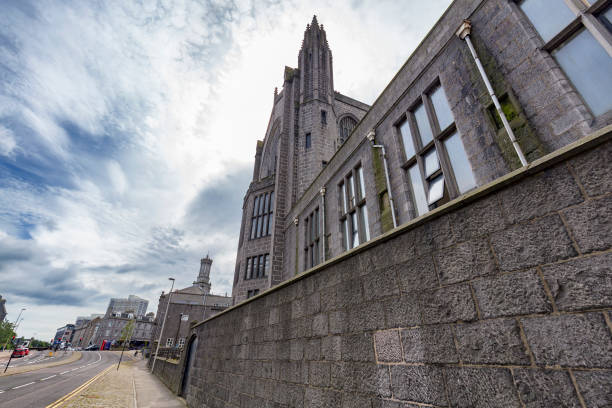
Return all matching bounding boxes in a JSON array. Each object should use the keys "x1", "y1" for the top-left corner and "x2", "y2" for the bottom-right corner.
[
  {"x1": 185, "y1": 130, "x2": 612, "y2": 407},
  {"x1": 151, "y1": 256, "x2": 232, "y2": 350},
  {"x1": 232, "y1": 17, "x2": 370, "y2": 303},
  {"x1": 177, "y1": 0, "x2": 611, "y2": 405},
  {"x1": 232, "y1": 0, "x2": 612, "y2": 305},
  {"x1": 90, "y1": 313, "x2": 155, "y2": 347}
]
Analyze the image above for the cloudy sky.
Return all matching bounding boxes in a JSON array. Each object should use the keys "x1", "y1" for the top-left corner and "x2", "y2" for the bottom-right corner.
[{"x1": 0, "y1": 0, "x2": 451, "y2": 341}]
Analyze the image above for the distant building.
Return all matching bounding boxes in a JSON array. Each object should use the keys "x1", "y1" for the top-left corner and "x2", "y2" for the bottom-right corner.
[
  {"x1": 72, "y1": 316, "x2": 103, "y2": 348},
  {"x1": 74, "y1": 313, "x2": 104, "y2": 328},
  {"x1": 90, "y1": 312, "x2": 155, "y2": 348},
  {"x1": 105, "y1": 295, "x2": 148, "y2": 318},
  {"x1": 0, "y1": 295, "x2": 6, "y2": 322},
  {"x1": 53, "y1": 324, "x2": 75, "y2": 346},
  {"x1": 151, "y1": 255, "x2": 232, "y2": 349}
]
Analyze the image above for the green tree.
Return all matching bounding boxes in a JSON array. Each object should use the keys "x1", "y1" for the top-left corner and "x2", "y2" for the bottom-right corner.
[
  {"x1": 119, "y1": 319, "x2": 135, "y2": 347},
  {"x1": 30, "y1": 339, "x2": 50, "y2": 348},
  {"x1": 0, "y1": 320, "x2": 16, "y2": 350}
]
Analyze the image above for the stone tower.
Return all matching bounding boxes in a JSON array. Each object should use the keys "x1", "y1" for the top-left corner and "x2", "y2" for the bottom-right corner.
[
  {"x1": 231, "y1": 16, "x2": 369, "y2": 303},
  {"x1": 294, "y1": 16, "x2": 338, "y2": 198},
  {"x1": 194, "y1": 255, "x2": 212, "y2": 294}
]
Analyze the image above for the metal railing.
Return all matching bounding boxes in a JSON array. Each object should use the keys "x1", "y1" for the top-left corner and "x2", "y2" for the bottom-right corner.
[{"x1": 154, "y1": 347, "x2": 183, "y2": 361}]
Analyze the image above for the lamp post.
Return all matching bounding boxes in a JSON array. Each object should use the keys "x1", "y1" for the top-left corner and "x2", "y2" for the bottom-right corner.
[{"x1": 151, "y1": 278, "x2": 174, "y2": 373}]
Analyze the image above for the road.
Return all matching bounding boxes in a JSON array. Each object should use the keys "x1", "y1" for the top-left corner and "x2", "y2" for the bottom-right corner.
[
  {"x1": 0, "y1": 351, "x2": 124, "y2": 407},
  {"x1": 2, "y1": 350, "x2": 75, "y2": 369}
]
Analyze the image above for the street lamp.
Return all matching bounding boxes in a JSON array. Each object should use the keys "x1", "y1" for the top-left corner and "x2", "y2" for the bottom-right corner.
[{"x1": 151, "y1": 278, "x2": 175, "y2": 373}]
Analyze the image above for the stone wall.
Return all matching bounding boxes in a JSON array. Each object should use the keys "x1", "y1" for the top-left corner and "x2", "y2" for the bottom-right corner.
[
  {"x1": 151, "y1": 356, "x2": 183, "y2": 395},
  {"x1": 184, "y1": 129, "x2": 612, "y2": 407}
]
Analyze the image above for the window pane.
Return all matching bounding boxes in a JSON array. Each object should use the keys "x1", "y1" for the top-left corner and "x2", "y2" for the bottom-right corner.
[
  {"x1": 357, "y1": 166, "x2": 366, "y2": 200},
  {"x1": 258, "y1": 255, "x2": 264, "y2": 277},
  {"x1": 264, "y1": 193, "x2": 270, "y2": 212},
  {"x1": 341, "y1": 183, "x2": 348, "y2": 213},
  {"x1": 252, "y1": 196, "x2": 259, "y2": 216},
  {"x1": 258, "y1": 195, "x2": 264, "y2": 215},
  {"x1": 341, "y1": 219, "x2": 348, "y2": 250},
  {"x1": 423, "y1": 148, "x2": 440, "y2": 177},
  {"x1": 347, "y1": 175, "x2": 355, "y2": 207},
  {"x1": 262, "y1": 214, "x2": 268, "y2": 236},
  {"x1": 428, "y1": 175, "x2": 445, "y2": 204},
  {"x1": 264, "y1": 254, "x2": 270, "y2": 275},
  {"x1": 267, "y1": 212, "x2": 272, "y2": 234},
  {"x1": 351, "y1": 212, "x2": 359, "y2": 248},
  {"x1": 315, "y1": 209, "x2": 319, "y2": 237},
  {"x1": 520, "y1": 0, "x2": 576, "y2": 42},
  {"x1": 360, "y1": 205, "x2": 370, "y2": 241},
  {"x1": 444, "y1": 132, "x2": 476, "y2": 194},
  {"x1": 247, "y1": 258, "x2": 252, "y2": 279},
  {"x1": 256, "y1": 216, "x2": 262, "y2": 238},
  {"x1": 414, "y1": 103, "x2": 433, "y2": 146},
  {"x1": 408, "y1": 165, "x2": 429, "y2": 216},
  {"x1": 250, "y1": 219, "x2": 257, "y2": 239},
  {"x1": 430, "y1": 85, "x2": 454, "y2": 131},
  {"x1": 399, "y1": 120, "x2": 415, "y2": 158},
  {"x1": 552, "y1": 29, "x2": 612, "y2": 116},
  {"x1": 269, "y1": 192, "x2": 274, "y2": 211}
]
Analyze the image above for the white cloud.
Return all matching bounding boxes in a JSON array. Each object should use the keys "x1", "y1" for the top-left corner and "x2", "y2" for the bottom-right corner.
[
  {"x1": 0, "y1": 125, "x2": 17, "y2": 156},
  {"x1": 0, "y1": 0, "x2": 451, "y2": 340}
]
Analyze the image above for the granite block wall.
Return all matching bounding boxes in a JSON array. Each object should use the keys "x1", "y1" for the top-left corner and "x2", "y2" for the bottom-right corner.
[
  {"x1": 187, "y1": 133, "x2": 611, "y2": 407},
  {"x1": 151, "y1": 357, "x2": 182, "y2": 395}
]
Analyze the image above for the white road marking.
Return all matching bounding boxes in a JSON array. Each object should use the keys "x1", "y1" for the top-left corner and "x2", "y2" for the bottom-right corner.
[
  {"x1": 41, "y1": 375, "x2": 56, "y2": 381},
  {"x1": 60, "y1": 370, "x2": 70, "y2": 375},
  {"x1": 13, "y1": 382, "x2": 35, "y2": 389},
  {"x1": 0, "y1": 390, "x2": 4, "y2": 394}
]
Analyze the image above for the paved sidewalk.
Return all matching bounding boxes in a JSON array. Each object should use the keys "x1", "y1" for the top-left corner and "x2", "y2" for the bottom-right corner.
[
  {"x1": 133, "y1": 359, "x2": 185, "y2": 408},
  {"x1": 61, "y1": 357, "x2": 185, "y2": 408}
]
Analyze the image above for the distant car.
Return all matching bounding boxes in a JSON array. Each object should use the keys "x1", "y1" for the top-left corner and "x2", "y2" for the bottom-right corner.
[
  {"x1": 84, "y1": 344, "x2": 98, "y2": 351},
  {"x1": 12, "y1": 346, "x2": 29, "y2": 358}
]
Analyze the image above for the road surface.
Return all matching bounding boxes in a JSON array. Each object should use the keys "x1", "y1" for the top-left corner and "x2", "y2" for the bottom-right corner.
[{"x1": 0, "y1": 351, "x2": 124, "y2": 407}]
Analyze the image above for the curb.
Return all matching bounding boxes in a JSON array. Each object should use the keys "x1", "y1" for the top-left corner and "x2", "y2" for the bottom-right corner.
[{"x1": 0, "y1": 352, "x2": 83, "y2": 377}]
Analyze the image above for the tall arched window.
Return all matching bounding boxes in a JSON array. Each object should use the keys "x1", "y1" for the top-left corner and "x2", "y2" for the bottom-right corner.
[{"x1": 338, "y1": 116, "x2": 357, "y2": 146}]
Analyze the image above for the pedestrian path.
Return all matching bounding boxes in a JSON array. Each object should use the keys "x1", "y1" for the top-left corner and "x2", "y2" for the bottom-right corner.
[
  {"x1": 133, "y1": 359, "x2": 185, "y2": 408},
  {"x1": 59, "y1": 356, "x2": 185, "y2": 408}
]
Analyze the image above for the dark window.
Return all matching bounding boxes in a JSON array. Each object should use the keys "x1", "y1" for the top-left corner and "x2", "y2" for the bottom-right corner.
[
  {"x1": 246, "y1": 289, "x2": 260, "y2": 299},
  {"x1": 397, "y1": 81, "x2": 475, "y2": 218},
  {"x1": 339, "y1": 164, "x2": 370, "y2": 252},
  {"x1": 305, "y1": 133, "x2": 311, "y2": 149},
  {"x1": 250, "y1": 191, "x2": 274, "y2": 239},
  {"x1": 338, "y1": 116, "x2": 357, "y2": 145},
  {"x1": 304, "y1": 207, "x2": 320, "y2": 269},
  {"x1": 244, "y1": 253, "x2": 269, "y2": 280},
  {"x1": 321, "y1": 110, "x2": 327, "y2": 125},
  {"x1": 519, "y1": 0, "x2": 612, "y2": 116}
]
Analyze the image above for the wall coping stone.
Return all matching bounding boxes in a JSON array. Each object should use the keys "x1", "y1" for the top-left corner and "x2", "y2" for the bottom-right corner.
[{"x1": 194, "y1": 124, "x2": 612, "y2": 329}]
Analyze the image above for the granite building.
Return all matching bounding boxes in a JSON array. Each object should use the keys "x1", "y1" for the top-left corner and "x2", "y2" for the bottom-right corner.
[
  {"x1": 167, "y1": 0, "x2": 612, "y2": 406},
  {"x1": 151, "y1": 255, "x2": 231, "y2": 349},
  {"x1": 105, "y1": 294, "x2": 148, "y2": 318},
  {"x1": 232, "y1": 2, "x2": 612, "y2": 304}
]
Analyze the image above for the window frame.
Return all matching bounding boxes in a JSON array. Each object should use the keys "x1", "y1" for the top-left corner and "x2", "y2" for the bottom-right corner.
[
  {"x1": 249, "y1": 191, "x2": 274, "y2": 240},
  {"x1": 395, "y1": 80, "x2": 472, "y2": 217},
  {"x1": 515, "y1": 0, "x2": 612, "y2": 117},
  {"x1": 244, "y1": 253, "x2": 269, "y2": 280},
  {"x1": 338, "y1": 163, "x2": 370, "y2": 251},
  {"x1": 304, "y1": 207, "x2": 320, "y2": 269}
]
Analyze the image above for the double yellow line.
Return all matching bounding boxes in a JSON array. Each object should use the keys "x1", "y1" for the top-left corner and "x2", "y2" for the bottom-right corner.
[{"x1": 45, "y1": 364, "x2": 114, "y2": 408}]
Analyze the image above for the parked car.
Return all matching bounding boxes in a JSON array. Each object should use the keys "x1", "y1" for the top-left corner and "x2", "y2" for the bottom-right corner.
[
  {"x1": 84, "y1": 344, "x2": 98, "y2": 351},
  {"x1": 12, "y1": 346, "x2": 29, "y2": 358}
]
